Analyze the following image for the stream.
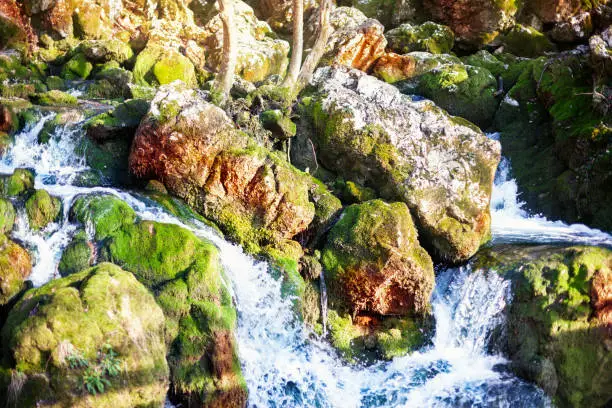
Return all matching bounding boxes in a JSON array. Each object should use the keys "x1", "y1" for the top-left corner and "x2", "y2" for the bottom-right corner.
[{"x1": 2, "y1": 114, "x2": 611, "y2": 407}]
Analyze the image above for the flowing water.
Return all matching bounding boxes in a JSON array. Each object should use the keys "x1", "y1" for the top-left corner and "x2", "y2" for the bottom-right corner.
[{"x1": 2, "y1": 116, "x2": 612, "y2": 407}]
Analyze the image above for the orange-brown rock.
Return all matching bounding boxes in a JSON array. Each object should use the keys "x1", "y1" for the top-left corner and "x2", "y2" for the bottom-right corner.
[
  {"x1": 372, "y1": 52, "x2": 417, "y2": 83},
  {"x1": 424, "y1": 0, "x2": 518, "y2": 47},
  {"x1": 0, "y1": 0, "x2": 35, "y2": 49},
  {"x1": 130, "y1": 83, "x2": 339, "y2": 253},
  {"x1": 524, "y1": 0, "x2": 584, "y2": 23},
  {"x1": 0, "y1": 106, "x2": 12, "y2": 133},
  {"x1": 323, "y1": 18, "x2": 387, "y2": 72},
  {"x1": 592, "y1": 261, "x2": 612, "y2": 328},
  {"x1": 322, "y1": 200, "x2": 435, "y2": 317},
  {"x1": 0, "y1": 235, "x2": 32, "y2": 306}
]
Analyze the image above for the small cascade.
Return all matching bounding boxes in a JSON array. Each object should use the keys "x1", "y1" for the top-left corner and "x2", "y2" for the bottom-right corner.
[
  {"x1": 488, "y1": 133, "x2": 612, "y2": 247},
  {"x1": 320, "y1": 268, "x2": 329, "y2": 336}
]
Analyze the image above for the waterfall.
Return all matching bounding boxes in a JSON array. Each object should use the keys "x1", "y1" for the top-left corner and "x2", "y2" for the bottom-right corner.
[
  {"x1": 7, "y1": 116, "x2": 611, "y2": 407},
  {"x1": 488, "y1": 133, "x2": 612, "y2": 247},
  {"x1": 320, "y1": 268, "x2": 328, "y2": 336}
]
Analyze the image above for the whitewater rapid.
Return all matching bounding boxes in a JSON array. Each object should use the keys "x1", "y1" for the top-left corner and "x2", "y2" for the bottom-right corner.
[{"x1": 2, "y1": 115, "x2": 610, "y2": 407}]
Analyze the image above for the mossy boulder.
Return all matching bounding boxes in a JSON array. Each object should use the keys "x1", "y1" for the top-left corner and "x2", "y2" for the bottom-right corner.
[
  {"x1": 475, "y1": 245, "x2": 612, "y2": 408},
  {"x1": 68, "y1": 192, "x2": 248, "y2": 406},
  {"x1": 46, "y1": 76, "x2": 66, "y2": 91},
  {"x1": 416, "y1": 62, "x2": 499, "y2": 127},
  {"x1": 0, "y1": 0, "x2": 32, "y2": 50},
  {"x1": 0, "y1": 168, "x2": 34, "y2": 197},
  {"x1": 494, "y1": 51, "x2": 612, "y2": 231},
  {"x1": 89, "y1": 66, "x2": 133, "y2": 99},
  {"x1": 30, "y1": 90, "x2": 78, "y2": 106},
  {"x1": 25, "y1": 189, "x2": 62, "y2": 231},
  {"x1": 0, "y1": 198, "x2": 16, "y2": 234},
  {"x1": 85, "y1": 99, "x2": 149, "y2": 141},
  {"x1": 58, "y1": 232, "x2": 94, "y2": 277},
  {"x1": 386, "y1": 22, "x2": 455, "y2": 55},
  {"x1": 0, "y1": 263, "x2": 169, "y2": 407},
  {"x1": 500, "y1": 24, "x2": 556, "y2": 58},
  {"x1": 323, "y1": 200, "x2": 435, "y2": 317},
  {"x1": 61, "y1": 53, "x2": 93, "y2": 80},
  {"x1": 461, "y1": 50, "x2": 529, "y2": 91},
  {"x1": 303, "y1": 66, "x2": 500, "y2": 262},
  {"x1": 72, "y1": 3, "x2": 112, "y2": 40},
  {"x1": 133, "y1": 45, "x2": 197, "y2": 88},
  {"x1": 69, "y1": 194, "x2": 136, "y2": 241},
  {"x1": 0, "y1": 234, "x2": 31, "y2": 306}
]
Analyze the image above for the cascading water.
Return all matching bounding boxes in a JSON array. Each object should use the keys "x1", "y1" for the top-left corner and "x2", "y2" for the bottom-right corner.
[{"x1": 2, "y1": 117, "x2": 611, "y2": 407}]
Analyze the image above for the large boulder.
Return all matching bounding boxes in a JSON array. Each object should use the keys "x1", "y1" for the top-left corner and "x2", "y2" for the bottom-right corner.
[
  {"x1": 129, "y1": 83, "x2": 339, "y2": 256},
  {"x1": 322, "y1": 18, "x2": 387, "y2": 72},
  {"x1": 25, "y1": 189, "x2": 62, "y2": 231},
  {"x1": 0, "y1": 263, "x2": 169, "y2": 407},
  {"x1": 385, "y1": 22, "x2": 455, "y2": 55},
  {"x1": 476, "y1": 245, "x2": 612, "y2": 408},
  {"x1": 424, "y1": 0, "x2": 519, "y2": 48},
  {"x1": 302, "y1": 66, "x2": 500, "y2": 262},
  {"x1": 69, "y1": 193, "x2": 248, "y2": 407},
  {"x1": 323, "y1": 199, "x2": 435, "y2": 316}
]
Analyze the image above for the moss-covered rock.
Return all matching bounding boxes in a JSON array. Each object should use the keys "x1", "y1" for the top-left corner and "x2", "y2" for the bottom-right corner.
[
  {"x1": 133, "y1": 45, "x2": 197, "y2": 88},
  {"x1": 0, "y1": 168, "x2": 34, "y2": 197},
  {"x1": 303, "y1": 66, "x2": 500, "y2": 262},
  {"x1": 73, "y1": 3, "x2": 112, "y2": 40},
  {"x1": 61, "y1": 53, "x2": 93, "y2": 80},
  {"x1": 69, "y1": 193, "x2": 136, "y2": 241},
  {"x1": 0, "y1": 263, "x2": 169, "y2": 407},
  {"x1": 45, "y1": 75, "x2": 66, "y2": 91},
  {"x1": 0, "y1": 234, "x2": 31, "y2": 306},
  {"x1": 500, "y1": 24, "x2": 556, "y2": 58},
  {"x1": 85, "y1": 99, "x2": 149, "y2": 141},
  {"x1": 417, "y1": 62, "x2": 499, "y2": 127},
  {"x1": 260, "y1": 109, "x2": 296, "y2": 139},
  {"x1": 475, "y1": 245, "x2": 612, "y2": 408},
  {"x1": 0, "y1": 198, "x2": 15, "y2": 234},
  {"x1": 461, "y1": 50, "x2": 529, "y2": 91},
  {"x1": 58, "y1": 232, "x2": 94, "y2": 277},
  {"x1": 30, "y1": 90, "x2": 78, "y2": 106},
  {"x1": 25, "y1": 189, "x2": 62, "y2": 231},
  {"x1": 386, "y1": 22, "x2": 455, "y2": 55},
  {"x1": 323, "y1": 200, "x2": 435, "y2": 317},
  {"x1": 68, "y1": 192, "x2": 247, "y2": 406}
]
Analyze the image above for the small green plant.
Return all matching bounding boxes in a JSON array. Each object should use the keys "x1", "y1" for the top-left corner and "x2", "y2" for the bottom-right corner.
[
  {"x1": 66, "y1": 352, "x2": 89, "y2": 369},
  {"x1": 99, "y1": 344, "x2": 122, "y2": 377},
  {"x1": 83, "y1": 368, "x2": 110, "y2": 395},
  {"x1": 65, "y1": 344, "x2": 123, "y2": 395}
]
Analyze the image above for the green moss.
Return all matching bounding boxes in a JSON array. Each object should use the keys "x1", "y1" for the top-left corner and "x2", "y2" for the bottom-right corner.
[
  {"x1": 69, "y1": 194, "x2": 136, "y2": 240},
  {"x1": 153, "y1": 51, "x2": 197, "y2": 87},
  {"x1": 417, "y1": 63, "x2": 498, "y2": 127},
  {"x1": 45, "y1": 76, "x2": 65, "y2": 91},
  {"x1": 134, "y1": 46, "x2": 196, "y2": 88},
  {"x1": 0, "y1": 198, "x2": 16, "y2": 234},
  {"x1": 376, "y1": 316, "x2": 430, "y2": 360},
  {"x1": 79, "y1": 39, "x2": 134, "y2": 64},
  {"x1": 0, "y1": 263, "x2": 169, "y2": 407},
  {"x1": 58, "y1": 235, "x2": 93, "y2": 276},
  {"x1": 475, "y1": 245, "x2": 612, "y2": 407},
  {"x1": 260, "y1": 109, "x2": 297, "y2": 139},
  {"x1": 30, "y1": 90, "x2": 78, "y2": 106},
  {"x1": 25, "y1": 190, "x2": 62, "y2": 231},
  {"x1": 327, "y1": 310, "x2": 366, "y2": 363},
  {"x1": 0, "y1": 168, "x2": 34, "y2": 197},
  {"x1": 501, "y1": 25, "x2": 556, "y2": 58},
  {"x1": 61, "y1": 53, "x2": 93, "y2": 80},
  {"x1": 386, "y1": 22, "x2": 455, "y2": 54}
]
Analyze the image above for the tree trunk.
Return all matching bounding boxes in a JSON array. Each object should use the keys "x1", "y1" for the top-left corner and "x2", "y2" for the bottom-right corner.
[
  {"x1": 294, "y1": 0, "x2": 332, "y2": 94},
  {"x1": 216, "y1": 0, "x2": 237, "y2": 102},
  {"x1": 282, "y1": 0, "x2": 304, "y2": 88}
]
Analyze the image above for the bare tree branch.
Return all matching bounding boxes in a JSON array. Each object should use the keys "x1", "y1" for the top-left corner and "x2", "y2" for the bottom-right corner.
[{"x1": 282, "y1": 0, "x2": 304, "y2": 88}]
